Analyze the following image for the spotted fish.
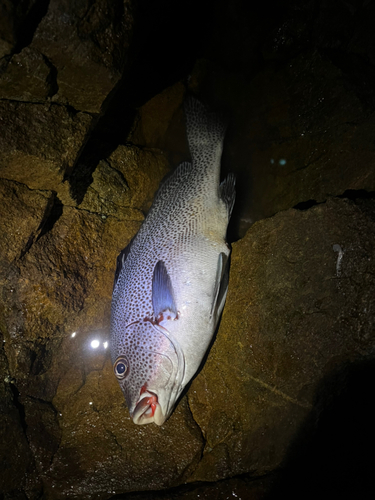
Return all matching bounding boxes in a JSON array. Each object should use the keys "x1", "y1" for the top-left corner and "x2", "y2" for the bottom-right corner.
[{"x1": 110, "y1": 97, "x2": 235, "y2": 425}]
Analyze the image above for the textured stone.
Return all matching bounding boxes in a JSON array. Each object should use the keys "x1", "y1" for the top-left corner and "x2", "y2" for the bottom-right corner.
[
  {"x1": 188, "y1": 197, "x2": 375, "y2": 482},
  {"x1": 0, "y1": 333, "x2": 34, "y2": 496},
  {"x1": 0, "y1": 101, "x2": 92, "y2": 192},
  {"x1": 119, "y1": 473, "x2": 275, "y2": 499},
  {"x1": 0, "y1": 179, "x2": 53, "y2": 264},
  {"x1": 30, "y1": 0, "x2": 135, "y2": 113},
  {"x1": 130, "y1": 82, "x2": 187, "y2": 166},
  {"x1": 0, "y1": 47, "x2": 54, "y2": 102},
  {"x1": 2, "y1": 206, "x2": 140, "y2": 351},
  {"x1": 41, "y1": 356, "x2": 202, "y2": 499},
  {"x1": 0, "y1": 0, "x2": 42, "y2": 58},
  {"x1": 80, "y1": 145, "x2": 170, "y2": 216}
]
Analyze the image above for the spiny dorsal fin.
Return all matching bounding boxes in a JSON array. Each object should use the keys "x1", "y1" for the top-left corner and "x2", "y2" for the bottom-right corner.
[
  {"x1": 152, "y1": 260, "x2": 177, "y2": 320},
  {"x1": 114, "y1": 237, "x2": 134, "y2": 290},
  {"x1": 145, "y1": 162, "x2": 193, "y2": 219}
]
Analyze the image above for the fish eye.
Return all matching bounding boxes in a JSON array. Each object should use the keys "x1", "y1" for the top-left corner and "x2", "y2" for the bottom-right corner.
[{"x1": 114, "y1": 357, "x2": 129, "y2": 380}]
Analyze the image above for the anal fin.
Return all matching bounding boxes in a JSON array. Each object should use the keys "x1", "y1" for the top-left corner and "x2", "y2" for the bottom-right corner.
[{"x1": 210, "y1": 252, "x2": 230, "y2": 324}]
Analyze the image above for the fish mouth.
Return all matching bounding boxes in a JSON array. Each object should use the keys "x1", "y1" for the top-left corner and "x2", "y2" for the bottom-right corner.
[{"x1": 132, "y1": 390, "x2": 166, "y2": 426}]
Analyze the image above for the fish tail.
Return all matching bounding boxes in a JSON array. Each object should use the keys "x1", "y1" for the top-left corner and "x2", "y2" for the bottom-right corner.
[{"x1": 184, "y1": 97, "x2": 226, "y2": 174}]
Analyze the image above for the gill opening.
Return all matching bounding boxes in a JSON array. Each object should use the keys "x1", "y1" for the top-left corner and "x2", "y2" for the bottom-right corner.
[
  {"x1": 147, "y1": 350, "x2": 175, "y2": 386},
  {"x1": 152, "y1": 323, "x2": 186, "y2": 415},
  {"x1": 124, "y1": 318, "x2": 185, "y2": 416}
]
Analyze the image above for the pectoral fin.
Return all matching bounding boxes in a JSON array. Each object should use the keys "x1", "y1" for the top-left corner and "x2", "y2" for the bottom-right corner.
[{"x1": 152, "y1": 260, "x2": 178, "y2": 321}]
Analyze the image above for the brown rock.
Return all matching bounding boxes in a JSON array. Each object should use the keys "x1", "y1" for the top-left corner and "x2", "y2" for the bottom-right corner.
[
  {"x1": 0, "y1": 0, "x2": 41, "y2": 58},
  {"x1": 0, "y1": 47, "x2": 54, "y2": 102},
  {"x1": 0, "y1": 178, "x2": 53, "y2": 264},
  {"x1": 0, "y1": 334, "x2": 34, "y2": 496},
  {"x1": 79, "y1": 145, "x2": 170, "y2": 216},
  {"x1": 130, "y1": 82, "x2": 187, "y2": 167},
  {"x1": 109, "y1": 473, "x2": 275, "y2": 500},
  {"x1": 3, "y1": 205, "x2": 140, "y2": 349},
  {"x1": 31, "y1": 0, "x2": 135, "y2": 113},
  {"x1": 0, "y1": 101, "x2": 92, "y2": 192},
  {"x1": 188, "y1": 197, "x2": 375, "y2": 482},
  {"x1": 41, "y1": 356, "x2": 202, "y2": 498}
]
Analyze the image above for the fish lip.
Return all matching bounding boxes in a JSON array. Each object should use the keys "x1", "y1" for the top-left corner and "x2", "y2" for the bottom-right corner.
[{"x1": 132, "y1": 390, "x2": 166, "y2": 426}]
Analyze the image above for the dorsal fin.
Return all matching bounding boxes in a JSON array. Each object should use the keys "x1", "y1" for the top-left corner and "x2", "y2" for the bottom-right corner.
[
  {"x1": 152, "y1": 261, "x2": 177, "y2": 319},
  {"x1": 113, "y1": 237, "x2": 134, "y2": 290},
  {"x1": 220, "y1": 173, "x2": 236, "y2": 219}
]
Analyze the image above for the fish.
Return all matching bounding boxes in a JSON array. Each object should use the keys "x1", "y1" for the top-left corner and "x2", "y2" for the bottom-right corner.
[{"x1": 110, "y1": 97, "x2": 235, "y2": 425}]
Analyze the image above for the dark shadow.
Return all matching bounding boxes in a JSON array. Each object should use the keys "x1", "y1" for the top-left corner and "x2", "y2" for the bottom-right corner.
[
  {"x1": 293, "y1": 199, "x2": 319, "y2": 210},
  {"x1": 109, "y1": 472, "x2": 276, "y2": 499},
  {"x1": 35, "y1": 195, "x2": 64, "y2": 242},
  {"x1": 264, "y1": 357, "x2": 375, "y2": 499},
  {"x1": 13, "y1": 0, "x2": 51, "y2": 54},
  {"x1": 339, "y1": 189, "x2": 375, "y2": 201}
]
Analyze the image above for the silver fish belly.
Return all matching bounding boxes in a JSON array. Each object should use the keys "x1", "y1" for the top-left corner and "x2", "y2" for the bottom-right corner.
[{"x1": 110, "y1": 97, "x2": 235, "y2": 425}]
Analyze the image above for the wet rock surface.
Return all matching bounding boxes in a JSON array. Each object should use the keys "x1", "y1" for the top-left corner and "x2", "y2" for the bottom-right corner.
[
  {"x1": 1, "y1": 0, "x2": 375, "y2": 499},
  {"x1": 0, "y1": 101, "x2": 92, "y2": 195},
  {"x1": 188, "y1": 197, "x2": 375, "y2": 482},
  {"x1": 29, "y1": 0, "x2": 135, "y2": 113}
]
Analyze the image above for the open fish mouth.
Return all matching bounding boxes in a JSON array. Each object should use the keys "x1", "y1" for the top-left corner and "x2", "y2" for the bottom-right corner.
[{"x1": 132, "y1": 390, "x2": 166, "y2": 426}]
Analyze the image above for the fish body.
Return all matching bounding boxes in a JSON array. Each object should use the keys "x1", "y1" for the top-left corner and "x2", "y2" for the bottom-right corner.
[{"x1": 110, "y1": 98, "x2": 235, "y2": 425}]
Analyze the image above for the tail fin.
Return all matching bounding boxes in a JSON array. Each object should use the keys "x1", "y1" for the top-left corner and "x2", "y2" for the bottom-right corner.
[{"x1": 184, "y1": 97, "x2": 226, "y2": 168}]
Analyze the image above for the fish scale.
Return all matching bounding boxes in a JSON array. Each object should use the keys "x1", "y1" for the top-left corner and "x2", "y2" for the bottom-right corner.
[{"x1": 110, "y1": 97, "x2": 235, "y2": 425}]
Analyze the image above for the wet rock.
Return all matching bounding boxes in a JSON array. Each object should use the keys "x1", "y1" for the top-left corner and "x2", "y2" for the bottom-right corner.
[
  {"x1": 0, "y1": 47, "x2": 55, "y2": 102},
  {"x1": 79, "y1": 145, "x2": 170, "y2": 216},
  {"x1": 41, "y1": 355, "x2": 202, "y2": 498},
  {"x1": 0, "y1": 0, "x2": 45, "y2": 58},
  {"x1": 191, "y1": 50, "x2": 375, "y2": 233},
  {"x1": 129, "y1": 82, "x2": 187, "y2": 167},
  {"x1": 2, "y1": 205, "x2": 141, "y2": 355},
  {"x1": 22, "y1": 395, "x2": 61, "y2": 474},
  {"x1": 0, "y1": 333, "x2": 34, "y2": 497},
  {"x1": 30, "y1": 0, "x2": 135, "y2": 113},
  {"x1": 265, "y1": 358, "x2": 375, "y2": 499},
  {"x1": 0, "y1": 178, "x2": 53, "y2": 264},
  {"x1": 188, "y1": 197, "x2": 375, "y2": 482},
  {"x1": 117, "y1": 473, "x2": 275, "y2": 499},
  {"x1": 0, "y1": 101, "x2": 92, "y2": 194}
]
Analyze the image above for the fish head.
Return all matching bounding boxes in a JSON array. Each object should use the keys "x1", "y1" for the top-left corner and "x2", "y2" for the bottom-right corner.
[{"x1": 111, "y1": 318, "x2": 184, "y2": 426}]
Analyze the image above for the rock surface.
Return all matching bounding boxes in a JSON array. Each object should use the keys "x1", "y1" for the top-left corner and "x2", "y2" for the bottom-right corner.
[
  {"x1": 30, "y1": 0, "x2": 135, "y2": 113},
  {"x1": 188, "y1": 197, "x2": 375, "y2": 482},
  {"x1": 0, "y1": 101, "x2": 92, "y2": 197}
]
